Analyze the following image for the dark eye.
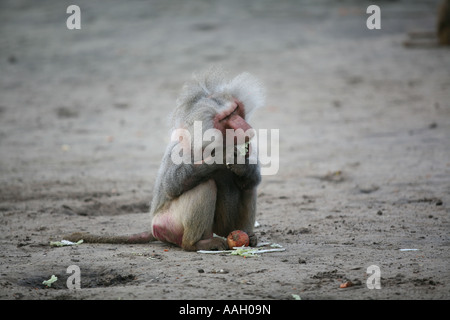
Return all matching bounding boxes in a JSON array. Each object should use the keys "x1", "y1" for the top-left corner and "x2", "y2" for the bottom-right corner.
[
  {"x1": 221, "y1": 106, "x2": 238, "y2": 121},
  {"x1": 217, "y1": 104, "x2": 239, "y2": 123}
]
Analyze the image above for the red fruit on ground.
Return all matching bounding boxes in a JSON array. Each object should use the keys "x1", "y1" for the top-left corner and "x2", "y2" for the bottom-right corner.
[{"x1": 227, "y1": 230, "x2": 250, "y2": 249}]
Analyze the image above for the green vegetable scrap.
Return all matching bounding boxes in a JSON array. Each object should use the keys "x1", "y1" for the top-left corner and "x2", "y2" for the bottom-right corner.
[
  {"x1": 50, "y1": 239, "x2": 83, "y2": 247},
  {"x1": 229, "y1": 246, "x2": 260, "y2": 257},
  {"x1": 270, "y1": 243, "x2": 283, "y2": 248},
  {"x1": 42, "y1": 275, "x2": 58, "y2": 287},
  {"x1": 236, "y1": 141, "x2": 250, "y2": 156},
  {"x1": 197, "y1": 243, "x2": 286, "y2": 257}
]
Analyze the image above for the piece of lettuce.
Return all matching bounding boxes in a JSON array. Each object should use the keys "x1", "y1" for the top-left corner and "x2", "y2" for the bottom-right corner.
[{"x1": 42, "y1": 275, "x2": 58, "y2": 287}]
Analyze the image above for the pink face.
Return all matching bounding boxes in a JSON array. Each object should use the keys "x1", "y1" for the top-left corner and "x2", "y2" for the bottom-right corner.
[{"x1": 213, "y1": 99, "x2": 254, "y2": 145}]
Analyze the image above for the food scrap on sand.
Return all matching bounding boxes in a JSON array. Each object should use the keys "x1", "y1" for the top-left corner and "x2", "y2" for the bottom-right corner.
[
  {"x1": 197, "y1": 242, "x2": 285, "y2": 257},
  {"x1": 50, "y1": 239, "x2": 84, "y2": 247},
  {"x1": 339, "y1": 281, "x2": 353, "y2": 288},
  {"x1": 42, "y1": 275, "x2": 58, "y2": 287}
]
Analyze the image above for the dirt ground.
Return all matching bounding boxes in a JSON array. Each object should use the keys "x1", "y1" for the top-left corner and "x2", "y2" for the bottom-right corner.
[{"x1": 0, "y1": 0, "x2": 449, "y2": 300}]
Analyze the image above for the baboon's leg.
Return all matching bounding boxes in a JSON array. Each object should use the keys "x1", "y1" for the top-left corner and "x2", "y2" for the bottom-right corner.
[{"x1": 151, "y1": 179, "x2": 227, "y2": 251}]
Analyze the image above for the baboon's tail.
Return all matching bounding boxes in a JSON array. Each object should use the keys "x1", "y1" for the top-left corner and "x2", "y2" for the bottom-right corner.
[{"x1": 63, "y1": 231, "x2": 156, "y2": 244}]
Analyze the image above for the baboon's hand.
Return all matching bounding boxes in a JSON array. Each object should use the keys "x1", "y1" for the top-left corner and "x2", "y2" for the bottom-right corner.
[{"x1": 229, "y1": 163, "x2": 261, "y2": 190}]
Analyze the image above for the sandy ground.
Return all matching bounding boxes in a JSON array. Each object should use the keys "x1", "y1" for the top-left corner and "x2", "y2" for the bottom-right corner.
[{"x1": 0, "y1": 0, "x2": 449, "y2": 300}]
